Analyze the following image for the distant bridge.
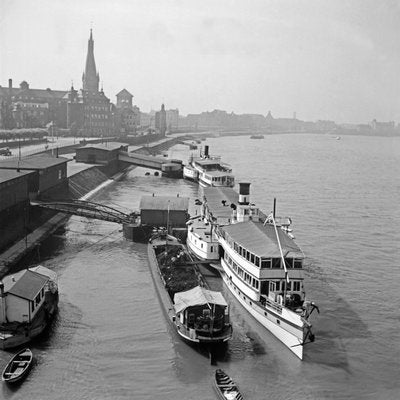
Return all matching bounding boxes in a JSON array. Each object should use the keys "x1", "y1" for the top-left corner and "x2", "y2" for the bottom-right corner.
[{"x1": 31, "y1": 199, "x2": 139, "y2": 224}]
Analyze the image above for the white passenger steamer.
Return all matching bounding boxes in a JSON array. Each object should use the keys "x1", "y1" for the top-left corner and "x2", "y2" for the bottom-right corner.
[
  {"x1": 187, "y1": 183, "x2": 318, "y2": 359},
  {"x1": 183, "y1": 145, "x2": 235, "y2": 188}
]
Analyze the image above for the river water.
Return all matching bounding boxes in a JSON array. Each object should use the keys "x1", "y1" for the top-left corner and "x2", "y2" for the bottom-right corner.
[{"x1": 1, "y1": 133, "x2": 399, "y2": 399}]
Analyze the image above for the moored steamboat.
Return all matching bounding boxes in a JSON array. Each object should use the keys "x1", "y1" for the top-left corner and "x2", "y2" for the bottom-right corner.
[
  {"x1": 183, "y1": 145, "x2": 235, "y2": 188},
  {"x1": 187, "y1": 183, "x2": 319, "y2": 359}
]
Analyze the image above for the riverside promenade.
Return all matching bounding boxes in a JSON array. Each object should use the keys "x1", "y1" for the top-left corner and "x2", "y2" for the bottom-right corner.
[{"x1": 0, "y1": 135, "x2": 186, "y2": 278}]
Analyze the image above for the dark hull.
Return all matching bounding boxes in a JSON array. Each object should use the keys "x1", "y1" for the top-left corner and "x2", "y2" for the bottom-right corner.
[{"x1": 147, "y1": 235, "x2": 232, "y2": 346}]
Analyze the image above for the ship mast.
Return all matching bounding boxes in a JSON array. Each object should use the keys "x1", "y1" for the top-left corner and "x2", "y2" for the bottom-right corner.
[{"x1": 269, "y1": 199, "x2": 290, "y2": 303}]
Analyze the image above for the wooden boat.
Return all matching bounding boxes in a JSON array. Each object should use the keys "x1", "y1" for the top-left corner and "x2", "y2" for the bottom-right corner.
[
  {"x1": 214, "y1": 369, "x2": 244, "y2": 400},
  {"x1": 2, "y1": 348, "x2": 33, "y2": 384},
  {"x1": 147, "y1": 231, "x2": 232, "y2": 345}
]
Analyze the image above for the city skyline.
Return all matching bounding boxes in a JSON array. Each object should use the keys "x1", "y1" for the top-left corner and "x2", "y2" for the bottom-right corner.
[{"x1": 1, "y1": 0, "x2": 399, "y2": 124}]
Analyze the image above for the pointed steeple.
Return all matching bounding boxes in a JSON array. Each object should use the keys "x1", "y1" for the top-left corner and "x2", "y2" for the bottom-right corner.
[{"x1": 82, "y1": 29, "x2": 99, "y2": 92}]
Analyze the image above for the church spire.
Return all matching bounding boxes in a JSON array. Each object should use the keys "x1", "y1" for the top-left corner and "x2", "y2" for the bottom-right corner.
[{"x1": 82, "y1": 29, "x2": 99, "y2": 92}]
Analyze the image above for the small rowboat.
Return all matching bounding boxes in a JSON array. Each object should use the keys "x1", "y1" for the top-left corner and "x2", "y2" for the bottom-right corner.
[
  {"x1": 2, "y1": 348, "x2": 33, "y2": 384},
  {"x1": 214, "y1": 369, "x2": 244, "y2": 400}
]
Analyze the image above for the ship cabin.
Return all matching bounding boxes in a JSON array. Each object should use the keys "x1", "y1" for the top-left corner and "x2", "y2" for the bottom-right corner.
[
  {"x1": 173, "y1": 286, "x2": 230, "y2": 337},
  {"x1": 0, "y1": 269, "x2": 49, "y2": 324},
  {"x1": 218, "y1": 220, "x2": 305, "y2": 310},
  {"x1": 199, "y1": 170, "x2": 235, "y2": 188},
  {"x1": 187, "y1": 184, "x2": 261, "y2": 261}
]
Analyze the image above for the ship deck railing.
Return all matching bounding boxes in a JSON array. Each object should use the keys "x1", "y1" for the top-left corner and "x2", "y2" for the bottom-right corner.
[{"x1": 260, "y1": 295, "x2": 283, "y2": 314}]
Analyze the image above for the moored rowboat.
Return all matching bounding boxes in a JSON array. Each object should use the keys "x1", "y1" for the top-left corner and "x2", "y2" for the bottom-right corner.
[
  {"x1": 214, "y1": 369, "x2": 244, "y2": 400},
  {"x1": 2, "y1": 348, "x2": 33, "y2": 384}
]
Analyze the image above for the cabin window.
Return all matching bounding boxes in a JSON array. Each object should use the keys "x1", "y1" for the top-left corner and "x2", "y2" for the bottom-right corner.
[
  {"x1": 255, "y1": 256, "x2": 260, "y2": 267},
  {"x1": 31, "y1": 302, "x2": 35, "y2": 312},
  {"x1": 41, "y1": 288, "x2": 44, "y2": 297},
  {"x1": 284, "y1": 281, "x2": 292, "y2": 291},
  {"x1": 272, "y1": 258, "x2": 281, "y2": 269},
  {"x1": 294, "y1": 259, "x2": 302, "y2": 269},
  {"x1": 275, "y1": 281, "x2": 281, "y2": 291},
  {"x1": 293, "y1": 281, "x2": 301, "y2": 291},
  {"x1": 261, "y1": 259, "x2": 271, "y2": 269},
  {"x1": 252, "y1": 278, "x2": 259, "y2": 289},
  {"x1": 286, "y1": 258, "x2": 293, "y2": 268},
  {"x1": 250, "y1": 253, "x2": 255, "y2": 264},
  {"x1": 210, "y1": 246, "x2": 213, "y2": 252}
]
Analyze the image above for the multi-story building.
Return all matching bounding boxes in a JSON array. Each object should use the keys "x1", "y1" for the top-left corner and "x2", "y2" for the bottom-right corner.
[
  {"x1": 155, "y1": 104, "x2": 167, "y2": 136},
  {"x1": 114, "y1": 89, "x2": 140, "y2": 134},
  {"x1": 166, "y1": 108, "x2": 179, "y2": 131},
  {"x1": 0, "y1": 79, "x2": 67, "y2": 129}
]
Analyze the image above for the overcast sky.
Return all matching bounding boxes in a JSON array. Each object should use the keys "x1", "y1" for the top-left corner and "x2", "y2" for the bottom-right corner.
[{"x1": 1, "y1": 0, "x2": 399, "y2": 123}]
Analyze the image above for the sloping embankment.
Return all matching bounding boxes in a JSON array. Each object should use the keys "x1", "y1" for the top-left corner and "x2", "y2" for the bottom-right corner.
[{"x1": 68, "y1": 167, "x2": 110, "y2": 199}]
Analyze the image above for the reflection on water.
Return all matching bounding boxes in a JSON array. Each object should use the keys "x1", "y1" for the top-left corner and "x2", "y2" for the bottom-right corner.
[{"x1": 1, "y1": 136, "x2": 399, "y2": 399}]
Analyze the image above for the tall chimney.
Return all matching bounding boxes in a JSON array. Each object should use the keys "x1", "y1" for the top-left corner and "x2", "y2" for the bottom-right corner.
[
  {"x1": 204, "y1": 145, "x2": 209, "y2": 158},
  {"x1": 8, "y1": 79, "x2": 12, "y2": 96},
  {"x1": 238, "y1": 183, "x2": 250, "y2": 205}
]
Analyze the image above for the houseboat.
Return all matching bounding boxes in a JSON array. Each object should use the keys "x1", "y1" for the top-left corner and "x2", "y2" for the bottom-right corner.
[
  {"x1": 0, "y1": 265, "x2": 59, "y2": 350},
  {"x1": 186, "y1": 183, "x2": 318, "y2": 359},
  {"x1": 147, "y1": 231, "x2": 232, "y2": 345},
  {"x1": 183, "y1": 145, "x2": 235, "y2": 188}
]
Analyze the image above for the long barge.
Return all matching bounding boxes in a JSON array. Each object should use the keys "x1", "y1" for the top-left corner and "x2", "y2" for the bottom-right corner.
[{"x1": 147, "y1": 231, "x2": 232, "y2": 346}]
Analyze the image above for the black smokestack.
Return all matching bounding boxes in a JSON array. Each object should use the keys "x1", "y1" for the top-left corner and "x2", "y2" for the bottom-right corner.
[
  {"x1": 238, "y1": 182, "x2": 250, "y2": 205},
  {"x1": 204, "y1": 145, "x2": 209, "y2": 158}
]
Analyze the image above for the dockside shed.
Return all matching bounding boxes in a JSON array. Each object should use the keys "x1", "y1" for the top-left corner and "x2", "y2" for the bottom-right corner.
[
  {"x1": 0, "y1": 170, "x2": 33, "y2": 212},
  {"x1": 75, "y1": 142, "x2": 128, "y2": 164},
  {"x1": 0, "y1": 155, "x2": 69, "y2": 199},
  {"x1": 139, "y1": 195, "x2": 189, "y2": 228}
]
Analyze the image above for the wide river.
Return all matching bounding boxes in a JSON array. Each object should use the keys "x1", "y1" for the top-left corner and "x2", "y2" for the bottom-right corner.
[{"x1": 1, "y1": 133, "x2": 399, "y2": 399}]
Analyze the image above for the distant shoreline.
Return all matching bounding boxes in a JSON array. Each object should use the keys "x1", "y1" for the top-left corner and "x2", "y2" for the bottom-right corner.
[{"x1": 176, "y1": 129, "x2": 400, "y2": 139}]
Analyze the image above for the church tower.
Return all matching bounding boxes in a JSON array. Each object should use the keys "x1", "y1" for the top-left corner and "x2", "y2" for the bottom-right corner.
[{"x1": 82, "y1": 29, "x2": 100, "y2": 92}]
